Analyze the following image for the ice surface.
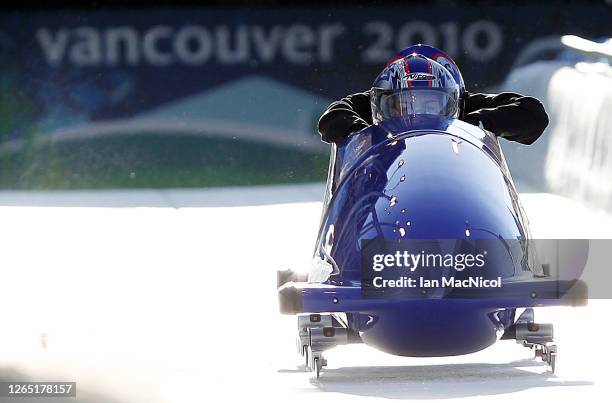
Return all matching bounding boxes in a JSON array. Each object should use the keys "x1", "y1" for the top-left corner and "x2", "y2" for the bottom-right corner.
[{"x1": 0, "y1": 185, "x2": 610, "y2": 403}]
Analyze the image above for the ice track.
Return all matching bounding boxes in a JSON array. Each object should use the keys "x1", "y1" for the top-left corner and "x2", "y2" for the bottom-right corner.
[{"x1": 0, "y1": 183, "x2": 611, "y2": 403}]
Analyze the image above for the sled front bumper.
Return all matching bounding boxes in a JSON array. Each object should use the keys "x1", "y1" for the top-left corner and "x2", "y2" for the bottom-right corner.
[{"x1": 278, "y1": 279, "x2": 588, "y2": 315}]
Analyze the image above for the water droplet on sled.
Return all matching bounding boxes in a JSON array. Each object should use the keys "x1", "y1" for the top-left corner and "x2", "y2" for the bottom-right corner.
[{"x1": 452, "y1": 140, "x2": 460, "y2": 155}]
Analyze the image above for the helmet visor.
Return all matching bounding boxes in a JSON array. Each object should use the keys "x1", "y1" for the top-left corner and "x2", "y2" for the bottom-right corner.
[{"x1": 371, "y1": 88, "x2": 459, "y2": 124}]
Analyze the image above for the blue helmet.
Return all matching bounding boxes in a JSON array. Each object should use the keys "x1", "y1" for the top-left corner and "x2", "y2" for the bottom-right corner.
[
  {"x1": 392, "y1": 44, "x2": 465, "y2": 94},
  {"x1": 370, "y1": 53, "x2": 461, "y2": 124}
]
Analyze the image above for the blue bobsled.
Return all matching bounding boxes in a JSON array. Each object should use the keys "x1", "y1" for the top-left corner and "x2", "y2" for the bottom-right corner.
[{"x1": 278, "y1": 115, "x2": 586, "y2": 376}]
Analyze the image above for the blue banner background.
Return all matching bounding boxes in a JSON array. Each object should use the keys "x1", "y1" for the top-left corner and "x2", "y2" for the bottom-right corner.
[{"x1": 0, "y1": 5, "x2": 610, "y2": 188}]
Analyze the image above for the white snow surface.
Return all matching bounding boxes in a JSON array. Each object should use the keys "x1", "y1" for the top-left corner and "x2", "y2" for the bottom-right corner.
[{"x1": 0, "y1": 184, "x2": 611, "y2": 403}]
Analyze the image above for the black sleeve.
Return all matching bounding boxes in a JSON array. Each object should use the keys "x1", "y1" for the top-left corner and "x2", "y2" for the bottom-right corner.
[
  {"x1": 463, "y1": 92, "x2": 549, "y2": 145},
  {"x1": 318, "y1": 90, "x2": 549, "y2": 146},
  {"x1": 317, "y1": 91, "x2": 372, "y2": 143}
]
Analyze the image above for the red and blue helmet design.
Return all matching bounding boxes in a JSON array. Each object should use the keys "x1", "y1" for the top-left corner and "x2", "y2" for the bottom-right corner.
[
  {"x1": 390, "y1": 44, "x2": 465, "y2": 94},
  {"x1": 370, "y1": 52, "x2": 461, "y2": 124}
]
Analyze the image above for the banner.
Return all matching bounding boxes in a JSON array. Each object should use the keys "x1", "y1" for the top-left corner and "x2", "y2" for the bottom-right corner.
[{"x1": 0, "y1": 5, "x2": 610, "y2": 188}]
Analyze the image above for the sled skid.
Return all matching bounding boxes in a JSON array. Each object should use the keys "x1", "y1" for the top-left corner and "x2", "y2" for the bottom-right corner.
[{"x1": 501, "y1": 308, "x2": 558, "y2": 373}]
